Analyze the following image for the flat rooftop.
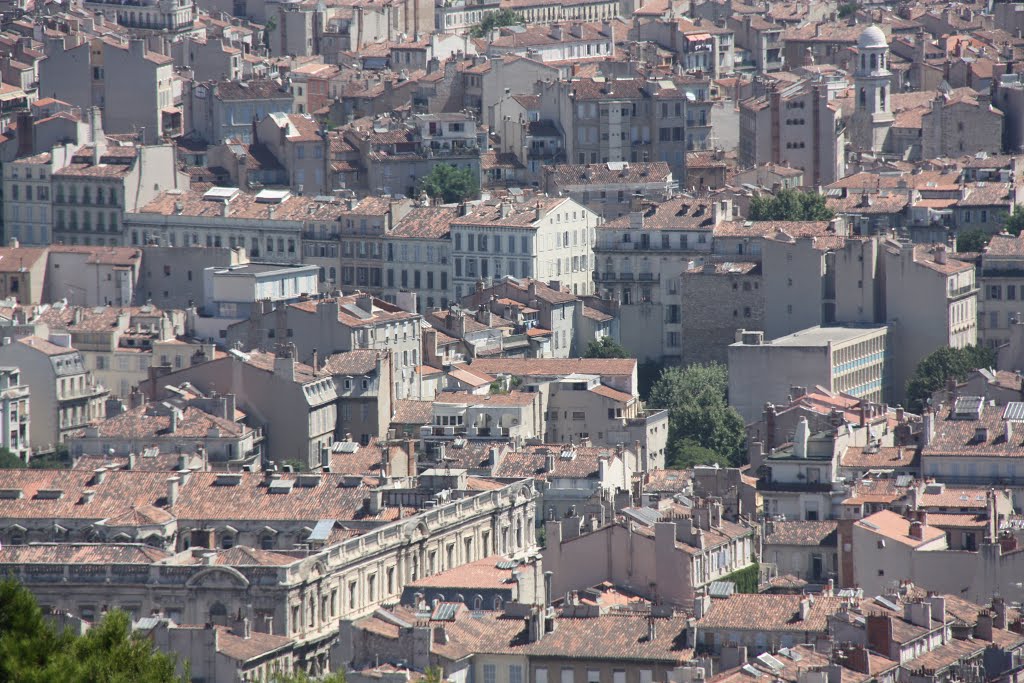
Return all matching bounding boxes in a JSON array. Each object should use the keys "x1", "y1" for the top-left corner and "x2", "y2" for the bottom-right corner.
[{"x1": 734, "y1": 325, "x2": 889, "y2": 349}]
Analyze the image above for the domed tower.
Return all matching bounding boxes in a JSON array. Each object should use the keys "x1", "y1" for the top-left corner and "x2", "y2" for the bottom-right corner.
[{"x1": 851, "y1": 25, "x2": 894, "y2": 153}]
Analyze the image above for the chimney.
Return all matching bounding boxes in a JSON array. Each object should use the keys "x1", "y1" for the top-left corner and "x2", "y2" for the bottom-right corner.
[
  {"x1": 169, "y1": 408, "x2": 179, "y2": 434},
  {"x1": 166, "y1": 476, "x2": 180, "y2": 507},
  {"x1": 793, "y1": 417, "x2": 809, "y2": 458},
  {"x1": 909, "y1": 520, "x2": 923, "y2": 540},
  {"x1": 799, "y1": 597, "x2": 811, "y2": 621}
]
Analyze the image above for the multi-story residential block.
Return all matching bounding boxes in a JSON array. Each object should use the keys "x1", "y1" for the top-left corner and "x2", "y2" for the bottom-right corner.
[
  {"x1": 542, "y1": 161, "x2": 675, "y2": 220},
  {"x1": 342, "y1": 112, "x2": 484, "y2": 197},
  {"x1": 728, "y1": 326, "x2": 891, "y2": 423},
  {"x1": 537, "y1": 75, "x2": 712, "y2": 181},
  {"x1": 32, "y1": 303, "x2": 184, "y2": 397},
  {"x1": 0, "y1": 242, "x2": 47, "y2": 303},
  {"x1": 882, "y1": 241, "x2": 978, "y2": 405},
  {"x1": 450, "y1": 196, "x2": 597, "y2": 303},
  {"x1": 0, "y1": 334, "x2": 107, "y2": 451},
  {"x1": 83, "y1": 0, "x2": 195, "y2": 34},
  {"x1": 460, "y1": 276, "x2": 617, "y2": 358},
  {"x1": 255, "y1": 113, "x2": 329, "y2": 195},
  {"x1": 126, "y1": 186, "x2": 339, "y2": 260},
  {"x1": 424, "y1": 390, "x2": 545, "y2": 446},
  {"x1": 44, "y1": 245, "x2": 143, "y2": 307},
  {"x1": 592, "y1": 196, "x2": 732, "y2": 362},
  {"x1": 469, "y1": 357, "x2": 669, "y2": 467},
  {"x1": 762, "y1": 519, "x2": 840, "y2": 585},
  {"x1": 384, "y1": 205, "x2": 455, "y2": 312},
  {"x1": 322, "y1": 349, "x2": 393, "y2": 446},
  {"x1": 728, "y1": 14, "x2": 783, "y2": 72},
  {"x1": 169, "y1": 37, "x2": 242, "y2": 82},
  {"x1": 51, "y1": 142, "x2": 188, "y2": 248},
  {"x1": 0, "y1": 366, "x2": 30, "y2": 462},
  {"x1": 143, "y1": 346, "x2": 337, "y2": 469},
  {"x1": 224, "y1": 294, "x2": 423, "y2": 400},
  {"x1": 484, "y1": 22, "x2": 616, "y2": 63},
  {"x1": 544, "y1": 499, "x2": 756, "y2": 610},
  {"x1": 739, "y1": 78, "x2": 846, "y2": 186},
  {"x1": 39, "y1": 38, "x2": 179, "y2": 143},
  {"x1": 68, "y1": 390, "x2": 263, "y2": 466},
  {"x1": 679, "y1": 260, "x2": 763, "y2": 366},
  {"x1": 183, "y1": 79, "x2": 294, "y2": 145},
  {"x1": 978, "y1": 232, "x2": 1024, "y2": 349}
]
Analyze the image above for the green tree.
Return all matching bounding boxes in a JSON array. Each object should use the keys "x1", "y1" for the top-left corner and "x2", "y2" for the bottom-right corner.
[
  {"x1": 0, "y1": 579, "x2": 184, "y2": 682},
  {"x1": 748, "y1": 189, "x2": 835, "y2": 221},
  {"x1": 956, "y1": 229, "x2": 990, "y2": 253},
  {"x1": 419, "y1": 164, "x2": 479, "y2": 204},
  {"x1": 837, "y1": 2, "x2": 858, "y2": 18},
  {"x1": 647, "y1": 363, "x2": 745, "y2": 468},
  {"x1": 1001, "y1": 205, "x2": 1024, "y2": 236},
  {"x1": 584, "y1": 337, "x2": 629, "y2": 358},
  {"x1": 906, "y1": 345, "x2": 997, "y2": 412},
  {"x1": 0, "y1": 446, "x2": 25, "y2": 468},
  {"x1": 637, "y1": 359, "x2": 664, "y2": 401},
  {"x1": 670, "y1": 439, "x2": 732, "y2": 469},
  {"x1": 470, "y1": 8, "x2": 522, "y2": 38},
  {"x1": 424, "y1": 666, "x2": 445, "y2": 683}
]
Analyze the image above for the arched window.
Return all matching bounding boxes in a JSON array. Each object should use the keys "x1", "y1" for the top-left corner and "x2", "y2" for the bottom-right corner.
[
  {"x1": 493, "y1": 596, "x2": 503, "y2": 610},
  {"x1": 473, "y1": 595, "x2": 484, "y2": 610},
  {"x1": 859, "y1": 88, "x2": 866, "y2": 108},
  {"x1": 261, "y1": 534, "x2": 275, "y2": 550},
  {"x1": 209, "y1": 602, "x2": 229, "y2": 626},
  {"x1": 870, "y1": 53, "x2": 877, "y2": 70},
  {"x1": 329, "y1": 267, "x2": 337, "y2": 282},
  {"x1": 880, "y1": 86, "x2": 887, "y2": 109},
  {"x1": 221, "y1": 533, "x2": 235, "y2": 549}
]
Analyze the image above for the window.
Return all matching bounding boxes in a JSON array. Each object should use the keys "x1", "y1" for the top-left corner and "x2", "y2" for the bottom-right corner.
[
  {"x1": 510, "y1": 665, "x2": 523, "y2": 683},
  {"x1": 484, "y1": 665, "x2": 497, "y2": 683}
]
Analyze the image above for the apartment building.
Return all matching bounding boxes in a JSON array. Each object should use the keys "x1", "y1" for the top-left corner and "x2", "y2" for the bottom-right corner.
[
  {"x1": 127, "y1": 186, "x2": 338, "y2": 260},
  {"x1": 882, "y1": 241, "x2": 978, "y2": 405},
  {"x1": 469, "y1": 358, "x2": 668, "y2": 468},
  {"x1": 0, "y1": 367, "x2": 30, "y2": 462},
  {"x1": 978, "y1": 232, "x2": 1024, "y2": 349},
  {"x1": 0, "y1": 243, "x2": 47, "y2": 303},
  {"x1": 542, "y1": 161, "x2": 675, "y2": 220},
  {"x1": 679, "y1": 260, "x2": 764, "y2": 366},
  {"x1": 83, "y1": 0, "x2": 195, "y2": 34},
  {"x1": 739, "y1": 79, "x2": 846, "y2": 186},
  {"x1": 544, "y1": 499, "x2": 756, "y2": 610},
  {"x1": 225, "y1": 294, "x2": 423, "y2": 401},
  {"x1": 255, "y1": 113, "x2": 329, "y2": 195},
  {"x1": 39, "y1": 38, "x2": 178, "y2": 144},
  {"x1": 384, "y1": 205, "x2": 455, "y2": 312},
  {"x1": 143, "y1": 346, "x2": 337, "y2": 469},
  {"x1": 183, "y1": 79, "x2": 294, "y2": 145},
  {"x1": 51, "y1": 142, "x2": 188, "y2": 247},
  {"x1": 537, "y1": 75, "x2": 712, "y2": 181},
  {"x1": 0, "y1": 334, "x2": 108, "y2": 451},
  {"x1": 728, "y1": 326, "x2": 891, "y2": 423},
  {"x1": 593, "y1": 197, "x2": 731, "y2": 362},
  {"x1": 33, "y1": 303, "x2": 184, "y2": 397},
  {"x1": 450, "y1": 197, "x2": 597, "y2": 306}
]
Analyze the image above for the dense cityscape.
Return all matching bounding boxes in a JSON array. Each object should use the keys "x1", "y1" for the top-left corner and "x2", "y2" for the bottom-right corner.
[{"x1": 1, "y1": 0, "x2": 1024, "y2": 680}]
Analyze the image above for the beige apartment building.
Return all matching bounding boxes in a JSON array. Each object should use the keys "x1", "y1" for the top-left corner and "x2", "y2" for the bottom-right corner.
[
  {"x1": 0, "y1": 335, "x2": 108, "y2": 451},
  {"x1": 739, "y1": 78, "x2": 846, "y2": 186},
  {"x1": 225, "y1": 294, "x2": 423, "y2": 401},
  {"x1": 978, "y1": 232, "x2": 1024, "y2": 349},
  {"x1": 142, "y1": 347, "x2": 338, "y2": 469},
  {"x1": 728, "y1": 326, "x2": 890, "y2": 423},
  {"x1": 0, "y1": 367, "x2": 30, "y2": 462},
  {"x1": 882, "y1": 241, "x2": 978, "y2": 405},
  {"x1": 593, "y1": 197, "x2": 731, "y2": 362},
  {"x1": 450, "y1": 197, "x2": 597, "y2": 303}
]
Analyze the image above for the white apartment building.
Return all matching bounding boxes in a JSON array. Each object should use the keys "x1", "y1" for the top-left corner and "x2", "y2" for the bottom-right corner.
[
  {"x1": 0, "y1": 367, "x2": 30, "y2": 462},
  {"x1": 450, "y1": 197, "x2": 597, "y2": 303}
]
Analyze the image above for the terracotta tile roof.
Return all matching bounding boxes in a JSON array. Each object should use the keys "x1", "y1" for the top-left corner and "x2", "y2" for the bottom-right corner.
[
  {"x1": 716, "y1": 220, "x2": 835, "y2": 239},
  {"x1": 644, "y1": 468, "x2": 691, "y2": 493},
  {"x1": 433, "y1": 390, "x2": 538, "y2": 407},
  {"x1": 69, "y1": 404, "x2": 244, "y2": 440},
  {"x1": 763, "y1": 520, "x2": 838, "y2": 546},
  {"x1": 589, "y1": 384, "x2": 634, "y2": 403},
  {"x1": 0, "y1": 543, "x2": 171, "y2": 564},
  {"x1": 0, "y1": 246, "x2": 48, "y2": 272},
  {"x1": 392, "y1": 400, "x2": 433, "y2": 425},
  {"x1": 407, "y1": 554, "x2": 519, "y2": 590},
  {"x1": 601, "y1": 197, "x2": 718, "y2": 231},
  {"x1": 699, "y1": 594, "x2": 843, "y2": 633},
  {"x1": 322, "y1": 349, "x2": 380, "y2": 375},
  {"x1": 840, "y1": 445, "x2": 919, "y2": 469},
  {"x1": 389, "y1": 206, "x2": 457, "y2": 239},
  {"x1": 547, "y1": 161, "x2": 672, "y2": 186},
  {"x1": 854, "y1": 509, "x2": 945, "y2": 546},
  {"x1": 923, "y1": 403, "x2": 1024, "y2": 458},
  {"x1": 215, "y1": 626, "x2": 294, "y2": 662},
  {"x1": 17, "y1": 335, "x2": 78, "y2": 356},
  {"x1": 453, "y1": 198, "x2": 568, "y2": 229},
  {"x1": 289, "y1": 295, "x2": 420, "y2": 328},
  {"x1": 925, "y1": 512, "x2": 988, "y2": 529},
  {"x1": 494, "y1": 445, "x2": 619, "y2": 479},
  {"x1": 985, "y1": 233, "x2": 1024, "y2": 257},
  {"x1": 469, "y1": 357, "x2": 636, "y2": 379}
]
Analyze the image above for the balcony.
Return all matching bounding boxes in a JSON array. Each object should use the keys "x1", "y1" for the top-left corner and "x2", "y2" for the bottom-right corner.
[
  {"x1": 949, "y1": 284, "x2": 979, "y2": 301},
  {"x1": 756, "y1": 479, "x2": 834, "y2": 493},
  {"x1": 637, "y1": 272, "x2": 658, "y2": 281}
]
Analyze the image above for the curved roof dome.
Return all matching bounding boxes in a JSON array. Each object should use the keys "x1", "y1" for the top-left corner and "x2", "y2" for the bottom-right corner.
[{"x1": 858, "y1": 25, "x2": 888, "y2": 49}]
